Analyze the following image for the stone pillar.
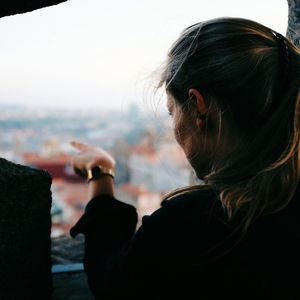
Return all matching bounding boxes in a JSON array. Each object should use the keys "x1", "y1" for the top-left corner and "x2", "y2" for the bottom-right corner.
[
  {"x1": 0, "y1": 158, "x2": 52, "y2": 300},
  {"x1": 287, "y1": 0, "x2": 300, "y2": 47}
]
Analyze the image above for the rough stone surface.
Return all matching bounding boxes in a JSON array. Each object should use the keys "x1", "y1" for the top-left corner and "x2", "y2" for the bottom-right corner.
[
  {"x1": 0, "y1": 158, "x2": 52, "y2": 299},
  {"x1": 51, "y1": 234, "x2": 94, "y2": 299},
  {"x1": 0, "y1": 1, "x2": 68, "y2": 19},
  {"x1": 287, "y1": 0, "x2": 300, "y2": 47},
  {"x1": 51, "y1": 234, "x2": 84, "y2": 264}
]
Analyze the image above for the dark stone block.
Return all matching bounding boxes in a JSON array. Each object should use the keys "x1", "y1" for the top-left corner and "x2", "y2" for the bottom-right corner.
[
  {"x1": 0, "y1": 157, "x2": 52, "y2": 300},
  {"x1": 52, "y1": 271, "x2": 94, "y2": 300}
]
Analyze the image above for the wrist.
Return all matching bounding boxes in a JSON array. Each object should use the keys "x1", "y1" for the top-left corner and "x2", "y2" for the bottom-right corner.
[{"x1": 88, "y1": 176, "x2": 114, "y2": 199}]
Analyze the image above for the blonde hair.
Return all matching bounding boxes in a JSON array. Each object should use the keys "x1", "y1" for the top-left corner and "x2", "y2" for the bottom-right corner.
[{"x1": 159, "y1": 18, "x2": 300, "y2": 231}]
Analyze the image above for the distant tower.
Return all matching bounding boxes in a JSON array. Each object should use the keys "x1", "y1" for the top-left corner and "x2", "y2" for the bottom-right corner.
[{"x1": 41, "y1": 137, "x2": 60, "y2": 158}]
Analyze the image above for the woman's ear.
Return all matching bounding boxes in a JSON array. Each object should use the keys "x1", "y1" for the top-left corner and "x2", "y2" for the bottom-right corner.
[{"x1": 188, "y1": 88, "x2": 207, "y2": 126}]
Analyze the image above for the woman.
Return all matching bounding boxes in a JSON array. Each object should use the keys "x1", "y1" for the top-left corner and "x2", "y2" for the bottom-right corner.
[{"x1": 70, "y1": 17, "x2": 300, "y2": 299}]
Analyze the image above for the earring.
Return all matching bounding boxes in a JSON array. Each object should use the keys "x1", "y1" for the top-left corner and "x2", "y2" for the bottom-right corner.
[{"x1": 197, "y1": 113, "x2": 206, "y2": 120}]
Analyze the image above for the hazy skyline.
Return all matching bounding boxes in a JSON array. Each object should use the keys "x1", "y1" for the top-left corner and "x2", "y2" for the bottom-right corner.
[{"x1": 0, "y1": 0, "x2": 288, "y2": 110}]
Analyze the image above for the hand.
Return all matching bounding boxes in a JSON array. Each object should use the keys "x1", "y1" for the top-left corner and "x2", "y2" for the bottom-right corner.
[{"x1": 70, "y1": 141, "x2": 116, "y2": 179}]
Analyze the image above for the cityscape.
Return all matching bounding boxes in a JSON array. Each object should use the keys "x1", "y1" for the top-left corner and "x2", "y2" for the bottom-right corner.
[{"x1": 0, "y1": 104, "x2": 193, "y2": 237}]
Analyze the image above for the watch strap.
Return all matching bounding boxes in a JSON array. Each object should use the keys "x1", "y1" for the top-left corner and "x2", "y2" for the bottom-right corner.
[{"x1": 87, "y1": 165, "x2": 115, "y2": 182}]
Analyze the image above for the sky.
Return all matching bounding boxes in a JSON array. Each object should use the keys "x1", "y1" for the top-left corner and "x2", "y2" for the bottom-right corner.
[{"x1": 0, "y1": 0, "x2": 288, "y2": 110}]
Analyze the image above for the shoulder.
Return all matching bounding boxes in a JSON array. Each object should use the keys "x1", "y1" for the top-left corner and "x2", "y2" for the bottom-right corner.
[
  {"x1": 141, "y1": 188, "x2": 227, "y2": 232},
  {"x1": 135, "y1": 188, "x2": 233, "y2": 264},
  {"x1": 161, "y1": 188, "x2": 219, "y2": 210},
  {"x1": 160, "y1": 188, "x2": 226, "y2": 222}
]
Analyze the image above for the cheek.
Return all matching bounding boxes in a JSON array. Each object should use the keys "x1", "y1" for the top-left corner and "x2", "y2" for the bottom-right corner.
[
  {"x1": 172, "y1": 110, "x2": 198, "y2": 159},
  {"x1": 173, "y1": 125, "x2": 182, "y2": 145},
  {"x1": 173, "y1": 118, "x2": 185, "y2": 147},
  {"x1": 173, "y1": 121, "x2": 192, "y2": 155},
  {"x1": 173, "y1": 120, "x2": 203, "y2": 170}
]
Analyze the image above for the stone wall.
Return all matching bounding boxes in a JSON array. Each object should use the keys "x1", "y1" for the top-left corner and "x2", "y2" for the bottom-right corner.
[
  {"x1": 287, "y1": 0, "x2": 300, "y2": 48},
  {"x1": 51, "y1": 235, "x2": 94, "y2": 300},
  {"x1": 0, "y1": 158, "x2": 52, "y2": 299}
]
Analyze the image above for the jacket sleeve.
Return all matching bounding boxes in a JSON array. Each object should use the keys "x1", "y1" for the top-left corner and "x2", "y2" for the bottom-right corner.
[{"x1": 70, "y1": 194, "x2": 170, "y2": 299}]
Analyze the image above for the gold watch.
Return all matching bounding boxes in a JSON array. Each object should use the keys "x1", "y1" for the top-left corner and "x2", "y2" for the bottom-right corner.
[{"x1": 87, "y1": 165, "x2": 115, "y2": 183}]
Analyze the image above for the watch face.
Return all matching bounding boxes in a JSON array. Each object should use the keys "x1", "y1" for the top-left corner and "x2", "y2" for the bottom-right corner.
[{"x1": 91, "y1": 166, "x2": 102, "y2": 177}]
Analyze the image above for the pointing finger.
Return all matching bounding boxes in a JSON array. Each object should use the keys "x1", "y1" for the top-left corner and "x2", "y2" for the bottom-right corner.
[{"x1": 70, "y1": 141, "x2": 89, "y2": 151}]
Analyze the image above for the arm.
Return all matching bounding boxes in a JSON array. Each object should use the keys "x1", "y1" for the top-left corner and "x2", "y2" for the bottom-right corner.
[
  {"x1": 69, "y1": 141, "x2": 167, "y2": 297},
  {"x1": 70, "y1": 194, "x2": 138, "y2": 297},
  {"x1": 70, "y1": 194, "x2": 170, "y2": 298}
]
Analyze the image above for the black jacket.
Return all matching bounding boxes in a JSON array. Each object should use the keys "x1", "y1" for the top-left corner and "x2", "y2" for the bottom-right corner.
[{"x1": 70, "y1": 188, "x2": 300, "y2": 300}]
